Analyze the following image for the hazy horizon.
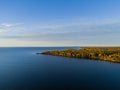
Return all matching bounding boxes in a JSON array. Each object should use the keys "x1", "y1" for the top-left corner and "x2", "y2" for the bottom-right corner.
[{"x1": 0, "y1": 0, "x2": 120, "y2": 46}]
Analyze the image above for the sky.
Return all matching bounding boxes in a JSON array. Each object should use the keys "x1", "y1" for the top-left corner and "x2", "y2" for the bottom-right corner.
[{"x1": 0, "y1": 0, "x2": 120, "y2": 46}]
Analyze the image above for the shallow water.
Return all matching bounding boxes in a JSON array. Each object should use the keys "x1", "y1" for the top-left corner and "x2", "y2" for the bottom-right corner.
[{"x1": 0, "y1": 47, "x2": 120, "y2": 90}]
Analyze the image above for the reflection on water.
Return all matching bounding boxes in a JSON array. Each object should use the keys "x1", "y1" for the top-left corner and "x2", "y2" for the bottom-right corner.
[{"x1": 0, "y1": 47, "x2": 120, "y2": 90}]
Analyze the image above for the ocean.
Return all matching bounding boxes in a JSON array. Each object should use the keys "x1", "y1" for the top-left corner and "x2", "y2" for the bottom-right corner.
[{"x1": 0, "y1": 47, "x2": 120, "y2": 90}]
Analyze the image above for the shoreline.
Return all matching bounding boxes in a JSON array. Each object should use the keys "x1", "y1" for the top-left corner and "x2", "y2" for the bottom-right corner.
[{"x1": 37, "y1": 47, "x2": 120, "y2": 63}]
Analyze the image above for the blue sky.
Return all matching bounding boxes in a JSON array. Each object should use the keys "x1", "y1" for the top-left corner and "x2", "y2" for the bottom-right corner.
[{"x1": 0, "y1": 0, "x2": 120, "y2": 46}]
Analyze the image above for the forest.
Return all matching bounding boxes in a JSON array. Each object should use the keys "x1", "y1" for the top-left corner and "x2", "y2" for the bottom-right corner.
[{"x1": 38, "y1": 47, "x2": 120, "y2": 63}]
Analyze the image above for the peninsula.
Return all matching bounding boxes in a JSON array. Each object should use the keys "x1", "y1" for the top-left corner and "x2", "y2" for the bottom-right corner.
[{"x1": 38, "y1": 47, "x2": 120, "y2": 63}]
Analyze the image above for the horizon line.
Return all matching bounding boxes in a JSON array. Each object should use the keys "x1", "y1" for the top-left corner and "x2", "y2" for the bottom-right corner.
[{"x1": 0, "y1": 45, "x2": 120, "y2": 47}]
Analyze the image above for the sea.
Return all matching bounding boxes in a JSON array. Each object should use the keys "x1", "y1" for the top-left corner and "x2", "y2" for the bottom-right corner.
[{"x1": 0, "y1": 47, "x2": 120, "y2": 90}]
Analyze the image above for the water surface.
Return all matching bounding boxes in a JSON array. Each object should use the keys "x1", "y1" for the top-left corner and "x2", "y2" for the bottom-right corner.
[{"x1": 0, "y1": 47, "x2": 120, "y2": 90}]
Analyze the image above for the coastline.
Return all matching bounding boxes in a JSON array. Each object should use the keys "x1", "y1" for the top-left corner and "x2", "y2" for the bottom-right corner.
[{"x1": 37, "y1": 47, "x2": 120, "y2": 63}]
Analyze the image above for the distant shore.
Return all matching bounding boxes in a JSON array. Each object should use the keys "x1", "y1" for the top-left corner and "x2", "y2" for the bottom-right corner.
[{"x1": 37, "y1": 47, "x2": 120, "y2": 63}]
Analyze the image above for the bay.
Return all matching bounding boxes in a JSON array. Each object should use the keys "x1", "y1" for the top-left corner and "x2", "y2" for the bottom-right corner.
[{"x1": 0, "y1": 47, "x2": 120, "y2": 90}]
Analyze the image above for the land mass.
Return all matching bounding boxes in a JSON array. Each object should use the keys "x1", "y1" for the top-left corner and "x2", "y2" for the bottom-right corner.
[{"x1": 37, "y1": 47, "x2": 120, "y2": 63}]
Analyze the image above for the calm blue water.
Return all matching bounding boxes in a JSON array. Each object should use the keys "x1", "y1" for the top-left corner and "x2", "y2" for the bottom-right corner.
[{"x1": 0, "y1": 47, "x2": 120, "y2": 90}]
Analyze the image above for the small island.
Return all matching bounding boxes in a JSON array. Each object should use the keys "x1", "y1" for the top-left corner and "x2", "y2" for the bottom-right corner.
[{"x1": 37, "y1": 47, "x2": 120, "y2": 63}]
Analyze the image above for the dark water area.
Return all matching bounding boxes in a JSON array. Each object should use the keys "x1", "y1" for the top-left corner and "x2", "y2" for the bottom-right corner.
[{"x1": 0, "y1": 47, "x2": 120, "y2": 90}]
